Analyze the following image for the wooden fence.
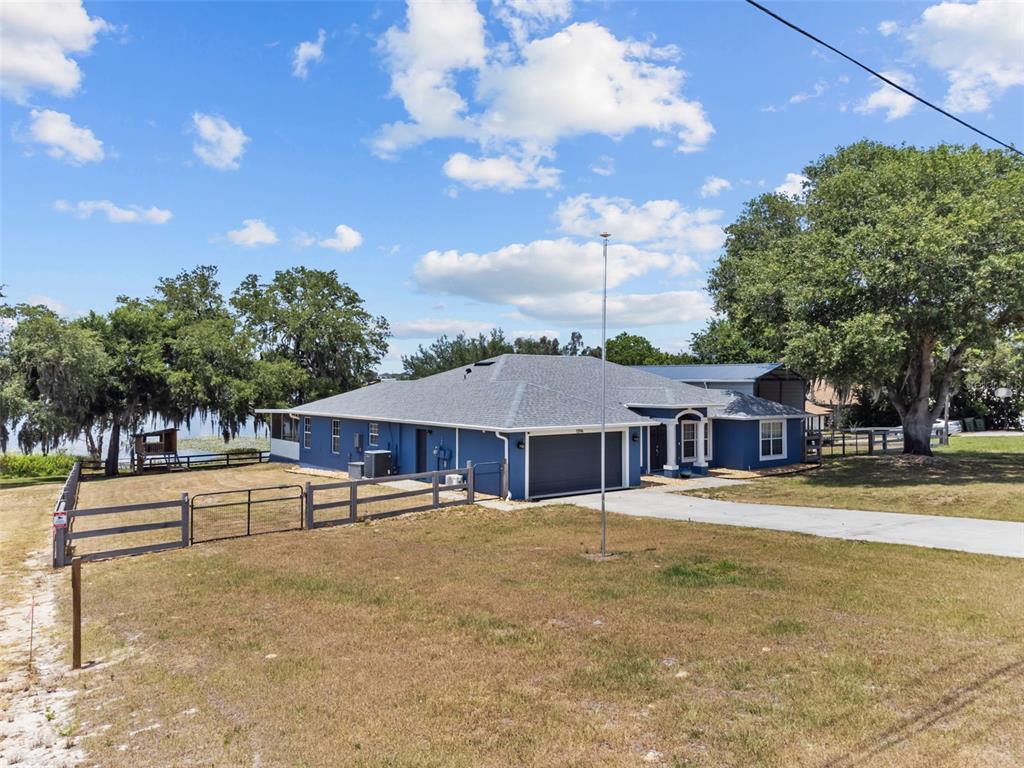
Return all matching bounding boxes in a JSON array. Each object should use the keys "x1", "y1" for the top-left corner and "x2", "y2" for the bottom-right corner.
[
  {"x1": 305, "y1": 465, "x2": 476, "y2": 529},
  {"x1": 79, "y1": 450, "x2": 270, "y2": 476},
  {"x1": 55, "y1": 495, "x2": 189, "y2": 567},
  {"x1": 804, "y1": 427, "x2": 942, "y2": 462},
  {"x1": 52, "y1": 463, "x2": 479, "y2": 566}
]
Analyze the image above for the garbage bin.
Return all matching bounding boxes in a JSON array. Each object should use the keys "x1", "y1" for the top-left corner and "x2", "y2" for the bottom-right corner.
[{"x1": 348, "y1": 461, "x2": 364, "y2": 478}]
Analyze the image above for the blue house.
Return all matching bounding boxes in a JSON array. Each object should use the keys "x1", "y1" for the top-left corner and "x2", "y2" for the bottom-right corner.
[{"x1": 259, "y1": 354, "x2": 807, "y2": 500}]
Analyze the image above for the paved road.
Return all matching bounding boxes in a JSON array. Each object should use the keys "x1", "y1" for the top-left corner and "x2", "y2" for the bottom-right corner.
[{"x1": 561, "y1": 487, "x2": 1024, "y2": 559}]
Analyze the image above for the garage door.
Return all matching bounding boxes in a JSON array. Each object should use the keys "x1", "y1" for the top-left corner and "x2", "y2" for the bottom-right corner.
[{"x1": 528, "y1": 432, "x2": 623, "y2": 498}]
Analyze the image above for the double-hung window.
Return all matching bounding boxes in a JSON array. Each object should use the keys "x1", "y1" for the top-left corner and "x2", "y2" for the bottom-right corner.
[
  {"x1": 303, "y1": 417, "x2": 312, "y2": 449},
  {"x1": 331, "y1": 419, "x2": 341, "y2": 454},
  {"x1": 760, "y1": 420, "x2": 785, "y2": 460},
  {"x1": 368, "y1": 422, "x2": 380, "y2": 446},
  {"x1": 681, "y1": 422, "x2": 697, "y2": 460}
]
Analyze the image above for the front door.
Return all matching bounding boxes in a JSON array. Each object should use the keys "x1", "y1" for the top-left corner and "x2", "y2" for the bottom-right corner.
[
  {"x1": 415, "y1": 428, "x2": 429, "y2": 473},
  {"x1": 650, "y1": 424, "x2": 667, "y2": 471}
]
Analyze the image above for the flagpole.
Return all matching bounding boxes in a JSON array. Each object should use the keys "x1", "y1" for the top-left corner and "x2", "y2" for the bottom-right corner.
[{"x1": 600, "y1": 232, "x2": 610, "y2": 557}]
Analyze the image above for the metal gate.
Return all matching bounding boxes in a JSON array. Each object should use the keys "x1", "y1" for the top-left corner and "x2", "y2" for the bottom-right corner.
[{"x1": 190, "y1": 484, "x2": 304, "y2": 544}]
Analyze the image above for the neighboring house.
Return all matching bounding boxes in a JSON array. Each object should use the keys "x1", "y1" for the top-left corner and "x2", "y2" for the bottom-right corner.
[
  {"x1": 259, "y1": 354, "x2": 807, "y2": 500},
  {"x1": 635, "y1": 363, "x2": 807, "y2": 410}
]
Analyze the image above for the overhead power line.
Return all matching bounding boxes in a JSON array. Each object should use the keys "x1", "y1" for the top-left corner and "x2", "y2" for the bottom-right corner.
[{"x1": 744, "y1": 0, "x2": 1023, "y2": 157}]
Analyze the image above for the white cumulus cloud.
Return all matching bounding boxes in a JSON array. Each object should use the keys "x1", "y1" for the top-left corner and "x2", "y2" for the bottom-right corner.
[
  {"x1": 24, "y1": 109, "x2": 104, "y2": 164},
  {"x1": 590, "y1": 155, "x2": 615, "y2": 177},
  {"x1": 0, "y1": 0, "x2": 108, "y2": 102},
  {"x1": 775, "y1": 172, "x2": 808, "y2": 197},
  {"x1": 854, "y1": 70, "x2": 917, "y2": 120},
  {"x1": 699, "y1": 176, "x2": 731, "y2": 198},
  {"x1": 226, "y1": 219, "x2": 278, "y2": 247},
  {"x1": 391, "y1": 318, "x2": 494, "y2": 338},
  {"x1": 877, "y1": 20, "x2": 899, "y2": 37},
  {"x1": 54, "y1": 199, "x2": 172, "y2": 224},
  {"x1": 908, "y1": 0, "x2": 1024, "y2": 112},
  {"x1": 375, "y1": 2, "x2": 713, "y2": 189},
  {"x1": 292, "y1": 29, "x2": 326, "y2": 79},
  {"x1": 443, "y1": 151, "x2": 560, "y2": 191},
  {"x1": 554, "y1": 194, "x2": 724, "y2": 260},
  {"x1": 494, "y1": 0, "x2": 573, "y2": 46},
  {"x1": 319, "y1": 224, "x2": 363, "y2": 252},
  {"x1": 413, "y1": 238, "x2": 671, "y2": 305},
  {"x1": 514, "y1": 289, "x2": 714, "y2": 327},
  {"x1": 192, "y1": 112, "x2": 249, "y2": 170}
]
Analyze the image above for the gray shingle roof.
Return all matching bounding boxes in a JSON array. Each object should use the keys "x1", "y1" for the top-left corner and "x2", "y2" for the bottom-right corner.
[
  {"x1": 635, "y1": 362, "x2": 786, "y2": 382},
  {"x1": 708, "y1": 391, "x2": 807, "y2": 419},
  {"x1": 275, "y1": 355, "x2": 805, "y2": 430}
]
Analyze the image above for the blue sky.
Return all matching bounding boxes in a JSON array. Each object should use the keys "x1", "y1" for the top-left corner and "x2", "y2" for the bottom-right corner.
[{"x1": 2, "y1": 1, "x2": 1022, "y2": 371}]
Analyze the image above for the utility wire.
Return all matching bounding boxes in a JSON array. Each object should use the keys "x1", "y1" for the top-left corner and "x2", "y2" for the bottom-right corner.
[{"x1": 744, "y1": 0, "x2": 1023, "y2": 157}]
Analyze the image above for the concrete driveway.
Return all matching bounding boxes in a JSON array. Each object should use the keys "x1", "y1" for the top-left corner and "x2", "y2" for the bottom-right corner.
[{"x1": 560, "y1": 486, "x2": 1024, "y2": 559}]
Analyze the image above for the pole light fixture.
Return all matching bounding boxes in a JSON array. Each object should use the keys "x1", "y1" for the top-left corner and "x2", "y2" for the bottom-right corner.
[{"x1": 599, "y1": 231, "x2": 611, "y2": 558}]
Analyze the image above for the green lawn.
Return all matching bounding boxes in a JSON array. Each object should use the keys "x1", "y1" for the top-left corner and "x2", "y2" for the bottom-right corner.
[{"x1": 688, "y1": 434, "x2": 1024, "y2": 522}]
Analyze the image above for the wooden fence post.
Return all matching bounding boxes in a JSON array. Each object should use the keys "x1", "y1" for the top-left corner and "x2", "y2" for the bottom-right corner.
[
  {"x1": 180, "y1": 493, "x2": 190, "y2": 547},
  {"x1": 868, "y1": 432, "x2": 875, "y2": 456},
  {"x1": 304, "y1": 482, "x2": 314, "y2": 530},
  {"x1": 71, "y1": 557, "x2": 82, "y2": 669},
  {"x1": 54, "y1": 525, "x2": 67, "y2": 568},
  {"x1": 349, "y1": 483, "x2": 358, "y2": 523},
  {"x1": 466, "y1": 461, "x2": 475, "y2": 504},
  {"x1": 432, "y1": 472, "x2": 440, "y2": 508}
]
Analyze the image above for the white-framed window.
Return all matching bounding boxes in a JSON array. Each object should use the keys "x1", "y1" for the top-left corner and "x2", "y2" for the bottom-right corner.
[
  {"x1": 680, "y1": 420, "x2": 712, "y2": 461},
  {"x1": 681, "y1": 422, "x2": 697, "y2": 459},
  {"x1": 303, "y1": 417, "x2": 312, "y2": 449},
  {"x1": 760, "y1": 420, "x2": 785, "y2": 460},
  {"x1": 368, "y1": 422, "x2": 379, "y2": 446},
  {"x1": 331, "y1": 419, "x2": 341, "y2": 454}
]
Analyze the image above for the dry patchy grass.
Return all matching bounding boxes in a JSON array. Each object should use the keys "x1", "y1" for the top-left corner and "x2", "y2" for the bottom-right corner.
[
  {"x1": 5, "y1": 464, "x2": 1023, "y2": 766},
  {"x1": 687, "y1": 437, "x2": 1024, "y2": 522}
]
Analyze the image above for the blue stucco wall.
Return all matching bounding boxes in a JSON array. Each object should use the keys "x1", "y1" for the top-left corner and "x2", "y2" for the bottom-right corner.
[
  {"x1": 299, "y1": 418, "x2": 529, "y2": 497},
  {"x1": 711, "y1": 418, "x2": 803, "y2": 470}
]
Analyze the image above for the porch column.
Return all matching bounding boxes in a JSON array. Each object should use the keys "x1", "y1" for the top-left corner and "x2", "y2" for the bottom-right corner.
[
  {"x1": 695, "y1": 419, "x2": 708, "y2": 468},
  {"x1": 663, "y1": 419, "x2": 678, "y2": 471}
]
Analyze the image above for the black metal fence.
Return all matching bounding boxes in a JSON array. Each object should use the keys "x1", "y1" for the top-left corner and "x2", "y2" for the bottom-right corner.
[{"x1": 190, "y1": 484, "x2": 304, "y2": 543}]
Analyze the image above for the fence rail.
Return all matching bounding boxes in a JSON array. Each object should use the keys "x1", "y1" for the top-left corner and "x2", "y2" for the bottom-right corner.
[
  {"x1": 306, "y1": 465, "x2": 476, "y2": 529},
  {"x1": 805, "y1": 427, "x2": 942, "y2": 462},
  {"x1": 52, "y1": 462, "x2": 483, "y2": 566},
  {"x1": 55, "y1": 494, "x2": 188, "y2": 566},
  {"x1": 79, "y1": 450, "x2": 270, "y2": 475}
]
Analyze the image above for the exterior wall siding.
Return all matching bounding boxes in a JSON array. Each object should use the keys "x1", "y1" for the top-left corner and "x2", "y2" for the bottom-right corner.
[{"x1": 711, "y1": 418, "x2": 804, "y2": 470}]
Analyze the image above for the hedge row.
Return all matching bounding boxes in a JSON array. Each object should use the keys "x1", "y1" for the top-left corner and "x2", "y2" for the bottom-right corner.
[{"x1": 0, "y1": 453, "x2": 78, "y2": 478}]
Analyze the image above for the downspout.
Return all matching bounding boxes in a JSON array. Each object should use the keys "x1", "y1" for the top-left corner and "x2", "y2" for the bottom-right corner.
[{"x1": 495, "y1": 432, "x2": 511, "y2": 501}]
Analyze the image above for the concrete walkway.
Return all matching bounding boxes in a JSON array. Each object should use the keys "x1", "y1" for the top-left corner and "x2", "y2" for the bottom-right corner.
[{"x1": 558, "y1": 487, "x2": 1024, "y2": 559}]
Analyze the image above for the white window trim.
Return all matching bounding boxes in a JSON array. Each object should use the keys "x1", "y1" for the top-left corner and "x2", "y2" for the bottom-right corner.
[
  {"x1": 681, "y1": 422, "x2": 697, "y2": 460},
  {"x1": 759, "y1": 419, "x2": 786, "y2": 461},
  {"x1": 331, "y1": 419, "x2": 341, "y2": 454},
  {"x1": 368, "y1": 422, "x2": 380, "y2": 446},
  {"x1": 303, "y1": 417, "x2": 312, "y2": 450}
]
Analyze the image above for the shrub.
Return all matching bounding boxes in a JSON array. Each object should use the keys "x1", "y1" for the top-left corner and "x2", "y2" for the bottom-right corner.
[{"x1": 0, "y1": 453, "x2": 78, "y2": 478}]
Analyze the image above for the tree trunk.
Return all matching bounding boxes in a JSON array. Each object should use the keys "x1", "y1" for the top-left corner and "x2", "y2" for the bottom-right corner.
[
  {"x1": 901, "y1": 407, "x2": 934, "y2": 456},
  {"x1": 104, "y1": 421, "x2": 121, "y2": 477}
]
